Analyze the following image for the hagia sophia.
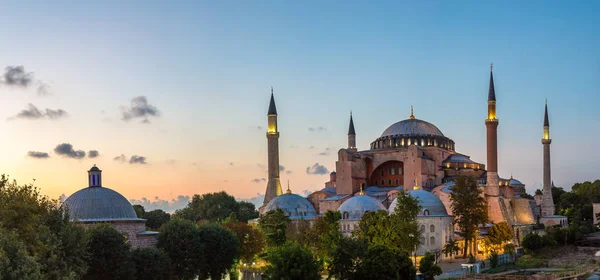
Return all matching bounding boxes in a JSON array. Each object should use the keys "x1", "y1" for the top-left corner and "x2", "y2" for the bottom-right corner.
[{"x1": 260, "y1": 65, "x2": 568, "y2": 258}]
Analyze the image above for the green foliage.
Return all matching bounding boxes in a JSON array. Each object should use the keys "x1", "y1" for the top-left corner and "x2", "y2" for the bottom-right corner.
[
  {"x1": 515, "y1": 255, "x2": 547, "y2": 269},
  {"x1": 84, "y1": 224, "x2": 133, "y2": 280},
  {"x1": 354, "y1": 191, "x2": 421, "y2": 253},
  {"x1": 468, "y1": 254, "x2": 476, "y2": 264},
  {"x1": 286, "y1": 218, "x2": 313, "y2": 248},
  {"x1": 131, "y1": 247, "x2": 170, "y2": 280},
  {"x1": 488, "y1": 251, "x2": 499, "y2": 268},
  {"x1": 443, "y1": 240, "x2": 459, "y2": 257},
  {"x1": 223, "y1": 222, "x2": 265, "y2": 264},
  {"x1": 132, "y1": 204, "x2": 145, "y2": 219},
  {"x1": 535, "y1": 189, "x2": 543, "y2": 196},
  {"x1": 521, "y1": 232, "x2": 556, "y2": 253},
  {"x1": 0, "y1": 175, "x2": 89, "y2": 279},
  {"x1": 0, "y1": 228, "x2": 42, "y2": 279},
  {"x1": 144, "y1": 209, "x2": 170, "y2": 230},
  {"x1": 419, "y1": 251, "x2": 442, "y2": 280},
  {"x1": 520, "y1": 193, "x2": 534, "y2": 199},
  {"x1": 174, "y1": 191, "x2": 259, "y2": 223},
  {"x1": 328, "y1": 236, "x2": 366, "y2": 280},
  {"x1": 157, "y1": 218, "x2": 200, "y2": 280},
  {"x1": 259, "y1": 209, "x2": 291, "y2": 247},
  {"x1": 356, "y1": 245, "x2": 415, "y2": 280},
  {"x1": 486, "y1": 222, "x2": 514, "y2": 253},
  {"x1": 450, "y1": 175, "x2": 488, "y2": 257},
  {"x1": 262, "y1": 242, "x2": 322, "y2": 280},
  {"x1": 504, "y1": 243, "x2": 515, "y2": 257},
  {"x1": 311, "y1": 210, "x2": 342, "y2": 259},
  {"x1": 197, "y1": 223, "x2": 240, "y2": 280}
]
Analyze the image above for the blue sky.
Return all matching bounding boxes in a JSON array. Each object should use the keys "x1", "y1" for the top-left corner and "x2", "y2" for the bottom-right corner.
[{"x1": 0, "y1": 1, "x2": 598, "y2": 203}]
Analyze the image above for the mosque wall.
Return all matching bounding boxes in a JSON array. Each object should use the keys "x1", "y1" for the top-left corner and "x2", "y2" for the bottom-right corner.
[
  {"x1": 512, "y1": 198, "x2": 536, "y2": 225},
  {"x1": 416, "y1": 216, "x2": 454, "y2": 259},
  {"x1": 113, "y1": 221, "x2": 158, "y2": 248}
]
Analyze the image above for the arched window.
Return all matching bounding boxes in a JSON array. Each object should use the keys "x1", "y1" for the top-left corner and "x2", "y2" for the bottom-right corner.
[
  {"x1": 388, "y1": 180, "x2": 392, "y2": 185},
  {"x1": 423, "y1": 209, "x2": 430, "y2": 216},
  {"x1": 343, "y1": 212, "x2": 349, "y2": 219},
  {"x1": 395, "y1": 179, "x2": 399, "y2": 185},
  {"x1": 430, "y1": 225, "x2": 435, "y2": 233},
  {"x1": 420, "y1": 225, "x2": 425, "y2": 232},
  {"x1": 430, "y1": 236, "x2": 435, "y2": 246},
  {"x1": 381, "y1": 169, "x2": 384, "y2": 176}
]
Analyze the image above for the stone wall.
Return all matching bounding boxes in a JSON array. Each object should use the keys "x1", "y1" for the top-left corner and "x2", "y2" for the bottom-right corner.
[
  {"x1": 512, "y1": 198, "x2": 536, "y2": 225},
  {"x1": 593, "y1": 203, "x2": 600, "y2": 225},
  {"x1": 113, "y1": 221, "x2": 158, "y2": 248}
]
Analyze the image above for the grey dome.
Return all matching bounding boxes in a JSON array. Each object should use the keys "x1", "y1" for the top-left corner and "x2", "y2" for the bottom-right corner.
[
  {"x1": 390, "y1": 190, "x2": 449, "y2": 216},
  {"x1": 338, "y1": 195, "x2": 386, "y2": 220},
  {"x1": 264, "y1": 194, "x2": 317, "y2": 219},
  {"x1": 381, "y1": 119, "x2": 444, "y2": 138},
  {"x1": 63, "y1": 187, "x2": 142, "y2": 222},
  {"x1": 510, "y1": 178, "x2": 523, "y2": 185}
]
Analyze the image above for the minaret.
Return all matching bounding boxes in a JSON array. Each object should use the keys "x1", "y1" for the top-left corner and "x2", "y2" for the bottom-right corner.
[
  {"x1": 541, "y1": 100, "x2": 555, "y2": 216},
  {"x1": 485, "y1": 64, "x2": 506, "y2": 223},
  {"x1": 348, "y1": 112, "x2": 356, "y2": 151},
  {"x1": 88, "y1": 164, "x2": 102, "y2": 187},
  {"x1": 485, "y1": 64, "x2": 500, "y2": 197},
  {"x1": 263, "y1": 88, "x2": 283, "y2": 205}
]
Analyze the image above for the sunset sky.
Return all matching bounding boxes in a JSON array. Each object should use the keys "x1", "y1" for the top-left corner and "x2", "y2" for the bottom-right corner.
[{"x1": 1, "y1": 1, "x2": 598, "y2": 209}]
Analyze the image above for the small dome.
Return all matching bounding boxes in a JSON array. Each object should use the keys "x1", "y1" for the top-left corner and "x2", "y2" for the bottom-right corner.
[
  {"x1": 63, "y1": 187, "x2": 142, "y2": 222},
  {"x1": 510, "y1": 178, "x2": 523, "y2": 185},
  {"x1": 381, "y1": 119, "x2": 444, "y2": 138},
  {"x1": 443, "y1": 154, "x2": 476, "y2": 164},
  {"x1": 89, "y1": 165, "x2": 101, "y2": 172},
  {"x1": 390, "y1": 190, "x2": 448, "y2": 216},
  {"x1": 338, "y1": 195, "x2": 386, "y2": 220},
  {"x1": 330, "y1": 171, "x2": 336, "y2": 175},
  {"x1": 264, "y1": 194, "x2": 317, "y2": 219}
]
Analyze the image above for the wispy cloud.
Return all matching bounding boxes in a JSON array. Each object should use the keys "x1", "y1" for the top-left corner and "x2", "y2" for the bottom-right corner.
[
  {"x1": 9, "y1": 104, "x2": 67, "y2": 120},
  {"x1": 129, "y1": 195, "x2": 191, "y2": 213},
  {"x1": 251, "y1": 178, "x2": 267, "y2": 183},
  {"x1": 129, "y1": 155, "x2": 147, "y2": 164},
  {"x1": 318, "y1": 148, "x2": 331, "y2": 156},
  {"x1": 88, "y1": 150, "x2": 100, "y2": 158},
  {"x1": 113, "y1": 154, "x2": 127, "y2": 163},
  {"x1": 308, "y1": 126, "x2": 327, "y2": 132},
  {"x1": 121, "y1": 96, "x2": 160, "y2": 123},
  {"x1": 54, "y1": 143, "x2": 85, "y2": 159},
  {"x1": 1, "y1": 66, "x2": 33, "y2": 87},
  {"x1": 306, "y1": 163, "x2": 329, "y2": 175},
  {"x1": 27, "y1": 151, "x2": 49, "y2": 159}
]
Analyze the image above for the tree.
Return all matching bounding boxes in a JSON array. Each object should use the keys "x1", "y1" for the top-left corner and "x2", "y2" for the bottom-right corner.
[
  {"x1": 223, "y1": 222, "x2": 265, "y2": 264},
  {"x1": 488, "y1": 251, "x2": 499, "y2": 268},
  {"x1": 197, "y1": 223, "x2": 240, "y2": 280},
  {"x1": 175, "y1": 191, "x2": 240, "y2": 222},
  {"x1": 262, "y1": 242, "x2": 322, "y2": 280},
  {"x1": 157, "y1": 218, "x2": 201, "y2": 280},
  {"x1": 133, "y1": 204, "x2": 145, "y2": 219},
  {"x1": 450, "y1": 175, "x2": 488, "y2": 257},
  {"x1": 328, "y1": 236, "x2": 366, "y2": 280},
  {"x1": 419, "y1": 252, "x2": 442, "y2": 280},
  {"x1": 286, "y1": 218, "x2": 313, "y2": 248},
  {"x1": 0, "y1": 228, "x2": 42, "y2": 279},
  {"x1": 443, "y1": 239, "x2": 460, "y2": 258},
  {"x1": 355, "y1": 191, "x2": 421, "y2": 254},
  {"x1": 131, "y1": 247, "x2": 170, "y2": 280},
  {"x1": 355, "y1": 245, "x2": 415, "y2": 280},
  {"x1": 486, "y1": 222, "x2": 513, "y2": 251},
  {"x1": 259, "y1": 209, "x2": 290, "y2": 247},
  {"x1": 84, "y1": 224, "x2": 133, "y2": 280},
  {"x1": 237, "y1": 201, "x2": 259, "y2": 222},
  {"x1": 311, "y1": 210, "x2": 342, "y2": 259},
  {"x1": 144, "y1": 209, "x2": 171, "y2": 230},
  {"x1": 504, "y1": 243, "x2": 516, "y2": 263}
]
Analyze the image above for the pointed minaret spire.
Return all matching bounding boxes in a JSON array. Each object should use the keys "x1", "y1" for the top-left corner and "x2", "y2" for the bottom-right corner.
[
  {"x1": 268, "y1": 87, "x2": 277, "y2": 115},
  {"x1": 541, "y1": 100, "x2": 554, "y2": 217},
  {"x1": 544, "y1": 99, "x2": 549, "y2": 127},
  {"x1": 347, "y1": 111, "x2": 357, "y2": 151},
  {"x1": 286, "y1": 180, "x2": 292, "y2": 194},
  {"x1": 409, "y1": 105, "x2": 415, "y2": 120},
  {"x1": 489, "y1": 63, "x2": 496, "y2": 101}
]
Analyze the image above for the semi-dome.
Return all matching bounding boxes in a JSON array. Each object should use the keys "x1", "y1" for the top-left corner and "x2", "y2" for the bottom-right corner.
[
  {"x1": 381, "y1": 119, "x2": 444, "y2": 138},
  {"x1": 510, "y1": 178, "x2": 523, "y2": 185},
  {"x1": 338, "y1": 194, "x2": 386, "y2": 220},
  {"x1": 64, "y1": 187, "x2": 142, "y2": 222},
  {"x1": 264, "y1": 193, "x2": 317, "y2": 219},
  {"x1": 390, "y1": 190, "x2": 449, "y2": 216}
]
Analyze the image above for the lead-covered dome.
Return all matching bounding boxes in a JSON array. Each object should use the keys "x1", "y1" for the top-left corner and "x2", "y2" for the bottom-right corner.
[
  {"x1": 381, "y1": 119, "x2": 445, "y2": 138},
  {"x1": 64, "y1": 187, "x2": 141, "y2": 222},
  {"x1": 389, "y1": 190, "x2": 449, "y2": 216},
  {"x1": 264, "y1": 193, "x2": 317, "y2": 219},
  {"x1": 338, "y1": 194, "x2": 386, "y2": 220}
]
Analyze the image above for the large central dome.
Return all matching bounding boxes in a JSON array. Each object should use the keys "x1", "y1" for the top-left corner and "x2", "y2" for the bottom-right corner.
[{"x1": 381, "y1": 119, "x2": 444, "y2": 138}]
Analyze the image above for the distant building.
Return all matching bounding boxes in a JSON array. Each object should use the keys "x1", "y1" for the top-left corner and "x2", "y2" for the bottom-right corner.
[{"x1": 63, "y1": 165, "x2": 158, "y2": 248}]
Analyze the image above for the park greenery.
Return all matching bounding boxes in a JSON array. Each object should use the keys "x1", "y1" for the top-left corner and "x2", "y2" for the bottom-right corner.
[{"x1": 3, "y1": 171, "x2": 600, "y2": 279}]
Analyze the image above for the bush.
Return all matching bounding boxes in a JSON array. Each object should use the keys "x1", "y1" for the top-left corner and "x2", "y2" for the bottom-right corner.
[
  {"x1": 522, "y1": 232, "x2": 555, "y2": 253},
  {"x1": 515, "y1": 255, "x2": 546, "y2": 269},
  {"x1": 263, "y1": 242, "x2": 322, "y2": 280},
  {"x1": 84, "y1": 224, "x2": 134, "y2": 280}
]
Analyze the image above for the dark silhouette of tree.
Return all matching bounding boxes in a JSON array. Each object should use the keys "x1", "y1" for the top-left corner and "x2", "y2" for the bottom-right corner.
[
  {"x1": 328, "y1": 236, "x2": 366, "y2": 280},
  {"x1": 419, "y1": 252, "x2": 442, "y2": 280},
  {"x1": 197, "y1": 223, "x2": 240, "y2": 280},
  {"x1": 144, "y1": 209, "x2": 170, "y2": 230},
  {"x1": 259, "y1": 209, "x2": 290, "y2": 247},
  {"x1": 157, "y1": 218, "x2": 201, "y2": 280},
  {"x1": 84, "y1": 224, "x2": 133, "y2": 280},
  {"x1": 237, "y1": 201, "x2": 259, "y2": 222},
  {"x1": 449, "y1": 175, "x2": 488, "y2": 258},
  {"x1": 132, "y1": 204, "x2": 145, "y2": 218},
  {"x1": 131, "y1": 247, "x2": 171, "y2": 280},
  {"x1": 223, "y1": 222, "x2": 265, "y2": 264}
]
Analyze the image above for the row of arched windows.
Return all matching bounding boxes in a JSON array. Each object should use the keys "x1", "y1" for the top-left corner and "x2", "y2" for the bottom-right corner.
[{"x1": 370, "y1": 136, "x2": 455, "y2": 151}]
